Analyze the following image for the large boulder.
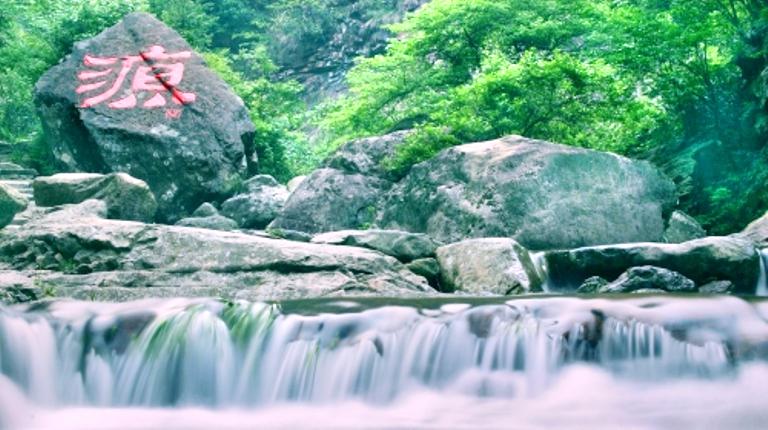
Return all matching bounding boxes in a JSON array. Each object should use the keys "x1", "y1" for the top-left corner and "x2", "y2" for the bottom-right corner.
[
  {"x1": 311, "y1": 229, "x2": 441, "y2": 262},
  {"x1": 376, "y1": 135, "x2": 676, "y2": 250},
  {"x1": 33, "y1": 172, "x2": 157, "y2": 222},
  {"x1": 436, "y1": 238, "x2": 542, "y2": 295},
  {"x1": 269, "y1": 131, "x2": 409, "y2": 233},
  {"x1": 0, "y1": 183, "x2": 27, "y2": 228},
  {"x1": 221, "y1": 175, "x2": 289, "y2": 229},
  {"x1": 544, "y1": 237, "x2": 759, "y2": 294},
  {"x1": 0, "y1": 200, "x2": 432, "y2": 301},
  {"x1": 34, "y1": 13, "x2": 255, "y2": 222}
]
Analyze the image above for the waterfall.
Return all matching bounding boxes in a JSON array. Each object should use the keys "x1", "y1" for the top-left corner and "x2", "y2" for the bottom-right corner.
[
  {"x1": 757, "y1": 249, "x2": 768, "y2": 296},
  {"x1": 0, "y1": 296, "x2": 750, "y2": 411},
  {"x1": 530, "y1": 252, "x2": 551, "y2": 292}
]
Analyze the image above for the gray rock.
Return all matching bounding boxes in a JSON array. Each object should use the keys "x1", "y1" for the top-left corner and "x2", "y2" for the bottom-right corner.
[
  {"x1": 664, "y1": 211, "x2": 706, "y2": 243},
  {"x1": 286, "y1": 175, "x2": 307, "y2": 193},
  {"x1": 699, "y1": 280, "x2": 734, "y2": 294},
  {"x1": 0, "y1": 162, "x2": 37, "y2": 180},
  {"x1": 740, "y1": 211, "x2": 768, "y2": 247},
  {"x1": 631, "y1": 288, "x2": 668, "y2": 295},
  {"x1": 268, "y1": 131, "x2": 412, "y2": 234},
  {"x1": 269, "y1": 168, "x2": 390, "y2": 233},
  {"x1": 266, "y1": 228, "x2": 312, "y2": 242},
  {"x1": 243, "y1": 174, "x2": 280, "y2": 190},
  {"x1": 192, "y1": 202, "x2": 219, "y2": 218},
  {"x1": 576, "y1": 276, "x2": 608, "y2": 294},
  {"x1": 599, "y1": 266, "x2": 696, "y2": 294},
  {"x1": 33, "y1": 172, "x2": 157, "y2": 222},
  {"x1": 34, "y1": 13, "x2": 255, "y2": 222},
  {"x1": 406, "y1": 258, "x2": 441, "y2": 288},
  {"x1": 0, "y1": 200, "x2": 432, "y2": 301},
  {"x1": 175, "y1": 215, "x2": 238, "y2": 231},
  {"x1": 376, "y1": 135, "x2": 676, "y2": 250},
  {"x1": 545, "y1": 237, "x2": 759, "y2": 294},
  {"x1": 324, "y1": 131, "x2": 410, "y2": 179},
  {"x1": 436, "y1": 238, "x2": 542, "y2": 295},
  {"x1": 311, "y1": 229, "x2": 441, "y2": 262},
  {"x1": 0, "y1": 271, "x2": 39, "y2": 304},
  {"x1": 221, "y1": 178, "x2": 289, "y2": 229},
  {"x1": 0, "y1": 183, "x2": 28, "y2": 228}
]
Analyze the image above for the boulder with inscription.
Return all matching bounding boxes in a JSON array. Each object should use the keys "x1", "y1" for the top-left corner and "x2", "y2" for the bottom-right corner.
[{"x1": 34, "y1": 12, "x2": 255, "y2": 222}]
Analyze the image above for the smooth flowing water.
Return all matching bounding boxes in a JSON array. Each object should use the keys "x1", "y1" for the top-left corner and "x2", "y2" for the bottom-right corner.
[{"x1": 1, "y1": 296, "x2": 768, "y2": 429}]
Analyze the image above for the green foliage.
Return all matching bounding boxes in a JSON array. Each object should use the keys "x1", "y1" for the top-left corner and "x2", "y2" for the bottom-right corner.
[
  {"x1": 203, "y1": 49, "x2": 315, "y2": 181},
  {"x1": 317, "y1": 0, "x2": 768, "y2": 233},
  {"x1": 2, "y1": 0, "x2": 768, "y2": 233}
]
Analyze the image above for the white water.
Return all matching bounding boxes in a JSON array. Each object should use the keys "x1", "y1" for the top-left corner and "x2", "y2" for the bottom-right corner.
[
  {"x1": 756, "y1": 249, "x2": 768, "y2": 296},
  {"x1": 1, "y1": 296, "x2": 767, "y2": 429}
]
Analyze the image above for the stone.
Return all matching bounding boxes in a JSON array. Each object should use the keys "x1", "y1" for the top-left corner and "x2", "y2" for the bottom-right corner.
[
  {"x1": 0, "y1": 183, "x2": 27, "y2": 228},
  {"x1": 631, "y1": 289, "x2": 668, "y2": 295},
  {"x1": 576, "y1": 276, "x2": 608, "y2": 294},
  {"x1": 266, "y1": 228, "x2": 312, "y2": 242},
  {"x1": 268, "y1": 131, "x2": 412, "y2": 234},
  {"x1": 34, "y1": 12, "x2": 255, "y2": 222},
  {"x1": 243, "y1": 174, "x2": 279, "y2": 190},
  {"x1": 664, "y1": 211, "x2": 706, "y2": 243},
  {"x1": 436, "y1": 238, "x2": 542, "y2": 295},
  {"x1": 0, "y1": 162, "x2": 37, "y2": 180},
  {"x1": 699, "y1": 280, "x2": 734, "y2": 294},
  {"x1": 545, "y1": 237, "x2": 759, "y2": 294},
  {"x1": 311, "y1": 229, "x2": 441, "y2": 262},
  {"x1": 406, "y1": 258, "x2": 441, "y2": 289},
  {"x1": 191, "y1": 202, "x2": 218, "y2": 218},
  {"x1": 376, "y1": 135, "x2": 676, "y2": 250},
  {"x1": 599, "y1": 266, "x2": 696, "y2": 294},
  {"x1": 269, "y1": 168, "x2": 390, "y2": 233},
  {"x1": 740, "y1": 211, "x2": 768, "y2": 247},
  {"x1": 33, "y1": 172, "x2": 157, "y2": 222},
  {"x1": 286, "y1": 175, "x2": 307, "y2": 193},
  {"x1": 221, "y1": 176, "x2": 289, "y2": 229},
  {"x1": 175, "y1": 215, "x2": 238, "y2": 231},
  {"x1": 0, "y1": 200, "x2": 432, "y2": 301},
  {"x1": 324, "y1": 130, "x2": 410, "y2": 179}
]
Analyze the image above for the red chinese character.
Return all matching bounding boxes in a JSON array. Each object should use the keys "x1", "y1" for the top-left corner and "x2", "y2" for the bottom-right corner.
[{"x1": 76, "y1": 45, "x2": 197, "y2": 109}]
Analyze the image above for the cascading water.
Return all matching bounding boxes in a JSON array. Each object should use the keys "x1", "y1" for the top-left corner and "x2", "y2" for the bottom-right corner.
[
  {"x1": 1, "y1": 296, "x2": 767, "y2": 429},
  {"x1": 756, "y1": 248, "x2": 768, "y2": 296}
]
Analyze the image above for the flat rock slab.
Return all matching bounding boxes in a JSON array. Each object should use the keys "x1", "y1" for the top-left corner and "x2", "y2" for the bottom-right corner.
[
  {"x1": 544, "y1": 237, "x2": 759, "y2": 294},
  {"x1": 311, "y1": 229, "x2": 441, "y2": 262},
  {"x1": 0, "y1": 201, "x2": 432, "y2": 302}
]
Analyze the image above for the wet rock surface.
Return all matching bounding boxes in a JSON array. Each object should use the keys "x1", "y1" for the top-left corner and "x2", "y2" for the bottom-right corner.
[{"x1": 545, "y1": 237, "x2": 759, "y2": 294}]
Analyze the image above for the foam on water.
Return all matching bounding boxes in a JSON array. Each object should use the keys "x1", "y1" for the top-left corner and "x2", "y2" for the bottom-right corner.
[{"x1": 1, "y1": 296, "x2": 767, "y2": 429}]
